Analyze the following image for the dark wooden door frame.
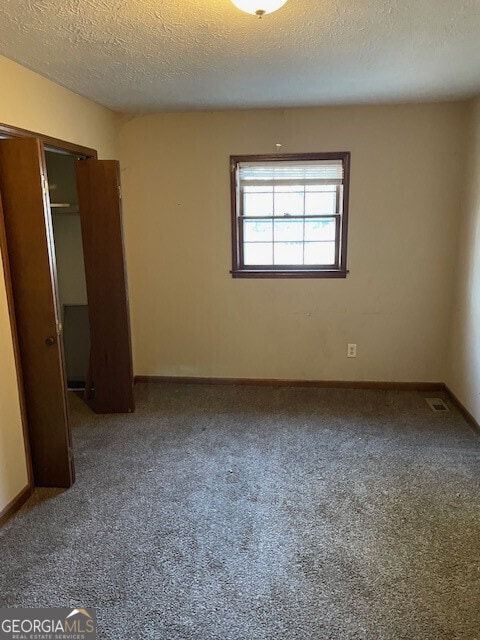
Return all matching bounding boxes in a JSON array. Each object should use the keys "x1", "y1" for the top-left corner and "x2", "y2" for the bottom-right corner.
[
  {"x1": 0, "y1": 123, "x2": 97, "y2": 159},
  {"x1": 0, "y1": 121, "x2": 135, "y2": 479},
  {"x1": 76, "y1": 160, "x2": 135, "y2": 414},
  {"x1": 0, "y1": 122, "x2": 99, "y2": 489},
  {"x1": 0, "y1": 137, "x2": 76, "y2": 487}
]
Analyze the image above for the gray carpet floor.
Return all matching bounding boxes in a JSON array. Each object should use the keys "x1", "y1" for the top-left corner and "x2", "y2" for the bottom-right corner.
[{"x1": 1, "y1": 384, "x2": 479, "y2": 639}]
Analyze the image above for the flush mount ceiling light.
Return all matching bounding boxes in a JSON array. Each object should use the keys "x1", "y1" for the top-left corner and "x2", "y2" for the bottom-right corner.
[{"x1": 231, "y1": 0, "x2": 287, "y2": 17}]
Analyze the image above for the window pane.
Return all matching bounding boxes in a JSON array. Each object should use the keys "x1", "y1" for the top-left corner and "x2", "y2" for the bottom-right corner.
[
  {"x1": 274, "y1": 192, "x2": 304, "y2": 216},
  {"x1": 244, "y1": 185, "x2": 273, "y2": 193},
  {"x1": 305, "y1": 184, "x2": 336, "y2": 192},
  {"x1": 305, "y1": 218, "x2": 336, "y2": 241},
  {"x1": 244, "y1": 192, "x2": 273, "y2": 217},
  {"x1": 274, "y1": 219, "x2": 303, "y2": 242},
  {"x1": 244, "y1": 220, "x2": 273, "y2": 242},
  {"x1": 244, "y1": 242, "x2": 273, "y2": 265},
  {"x1": 305, "y1": 191, "x2": 336, "y2": 215},
  {"x1": 274, "y1": 185, "x2": 303, "y2": 193},
  {"x1": 274, "y1": 242, "x2": 303, "y2": 265},
  {"x1": 304, "y1": 242, "x2": 336, "y2": 265}
]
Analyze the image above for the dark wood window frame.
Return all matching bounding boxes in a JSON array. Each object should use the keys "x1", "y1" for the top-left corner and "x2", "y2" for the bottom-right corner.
[{"x1": 230, "y1": 152, "x2": 351, "y2": 279}]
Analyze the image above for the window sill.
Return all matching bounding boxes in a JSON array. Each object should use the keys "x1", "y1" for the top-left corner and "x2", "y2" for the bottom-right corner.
[{"x1": 230, "y1": 269, "x2": 348, "y2": 279}]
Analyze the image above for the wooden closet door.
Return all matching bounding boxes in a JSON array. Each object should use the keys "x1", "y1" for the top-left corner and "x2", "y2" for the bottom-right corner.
[
  {"x1": 0, "y1": 137, "x2": 74, "y2": 488},
  {"x1": 76, "y1": 159, "x2": 134, "y2": 414}
]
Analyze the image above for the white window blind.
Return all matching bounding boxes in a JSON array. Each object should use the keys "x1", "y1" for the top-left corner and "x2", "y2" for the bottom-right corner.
[{"x1": 238, "y1": 159, "x2": 344, "y2": 186}]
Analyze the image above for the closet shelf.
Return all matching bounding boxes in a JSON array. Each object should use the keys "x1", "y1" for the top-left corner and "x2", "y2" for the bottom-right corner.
[{"x1": 50, "y1": 203, "x2": 80, "y2": 214}]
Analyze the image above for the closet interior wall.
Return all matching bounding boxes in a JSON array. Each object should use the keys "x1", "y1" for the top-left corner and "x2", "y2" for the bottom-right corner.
[{"x1": 45, "y1": 151, "x2": 90, "y2": 390}]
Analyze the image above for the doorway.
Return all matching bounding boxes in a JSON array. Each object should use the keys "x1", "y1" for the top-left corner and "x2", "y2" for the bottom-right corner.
[
  {"x1": 0, "y1": 126, "x2": 135, "y2": 489},
  {"x1": 46, "y1": 150, "x2": 90, "y2": 392}
]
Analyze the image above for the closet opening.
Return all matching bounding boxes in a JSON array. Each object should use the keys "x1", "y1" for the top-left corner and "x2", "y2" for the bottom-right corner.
[
  {"x1": 0, "y1": 124, "x2": 134, "y2": 488},
  {"x1": 45, "y1": 149, "x2": 90, "y2": 394}
]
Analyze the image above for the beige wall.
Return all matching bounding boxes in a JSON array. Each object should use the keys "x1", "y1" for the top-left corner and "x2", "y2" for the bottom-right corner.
[
  {"x1": 447, "y1": 97, "x2": 480, "y2": 424},
  {"x1": 118, "y1": 104, "x2": 467, "y2": 382},
  {"x1": 0, "y1": 54, "x2": 119, "y2": 514},
  {"x1": 0, "y1": 255, "x2": 28, "y2": 512},
  {"x1": 0, "y1": 55, "x2": 119, "y2": 157}
]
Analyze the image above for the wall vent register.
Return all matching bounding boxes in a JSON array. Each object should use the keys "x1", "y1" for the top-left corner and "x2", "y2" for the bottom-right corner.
[{"x1": 425, "y1": 398, "x2": 450, "y2": 413}]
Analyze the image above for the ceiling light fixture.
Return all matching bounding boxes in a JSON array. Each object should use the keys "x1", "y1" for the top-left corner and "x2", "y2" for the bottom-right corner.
[{"x1": 231, "y1": 0, "x2": 287, "y2": 18}]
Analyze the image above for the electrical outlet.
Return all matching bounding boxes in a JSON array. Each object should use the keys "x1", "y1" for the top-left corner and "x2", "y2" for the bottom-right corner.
[{"x1": 347, "y1": 343, "x2": 357, "y2": 358}]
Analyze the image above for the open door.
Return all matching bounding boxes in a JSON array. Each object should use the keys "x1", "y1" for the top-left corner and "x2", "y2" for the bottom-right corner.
[
  {"x1": 0, "y1": 137, "x2": 74, "y2": 488},
  {"x1": 76, "y1": 160, "x2": 134, "y2": 414}
]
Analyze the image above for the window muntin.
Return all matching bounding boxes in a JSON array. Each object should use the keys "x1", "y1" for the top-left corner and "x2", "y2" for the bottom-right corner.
[{"x1": 230, "y1": 153, "x2": 350, "y2": 278}]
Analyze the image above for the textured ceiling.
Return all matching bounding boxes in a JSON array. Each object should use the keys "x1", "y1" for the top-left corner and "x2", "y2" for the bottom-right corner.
[{"x1": 0, "y1": 0, "x2": 479, "y2": 113}]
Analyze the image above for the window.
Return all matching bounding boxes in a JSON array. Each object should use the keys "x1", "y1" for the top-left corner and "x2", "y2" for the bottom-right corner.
[{"x1": 230, "y1": 152, "x2": 350, "y2": 278}]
